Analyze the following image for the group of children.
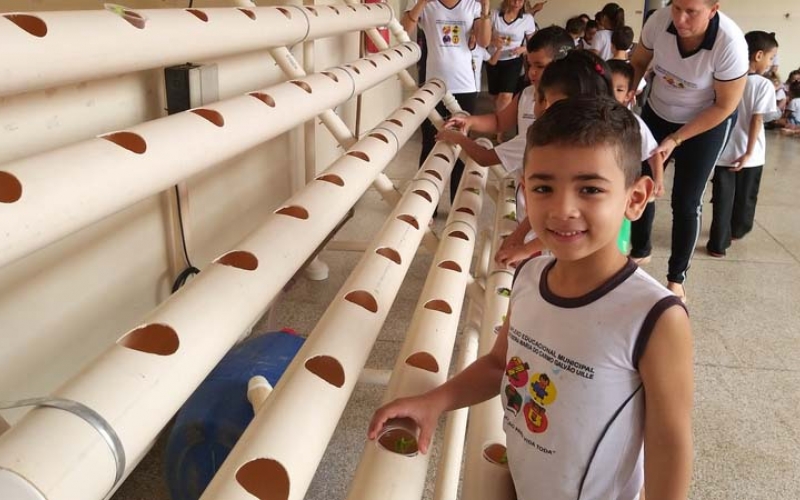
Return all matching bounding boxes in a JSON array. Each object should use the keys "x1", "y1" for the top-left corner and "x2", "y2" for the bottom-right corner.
[
  {"x1": 365, "y1": 6, "x2": 789, "y2": 500},
  {"x1": 767, "y1": 69, "x2": 800, "y2": 133}
]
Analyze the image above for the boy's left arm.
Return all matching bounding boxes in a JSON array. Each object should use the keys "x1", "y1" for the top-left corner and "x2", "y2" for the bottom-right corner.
[
  {"x1": 730, "y1": 114, "x2": 763, "y2": 171},
  {"x1": 639, "y1": 304, "x2": 694, "y2": 500}
]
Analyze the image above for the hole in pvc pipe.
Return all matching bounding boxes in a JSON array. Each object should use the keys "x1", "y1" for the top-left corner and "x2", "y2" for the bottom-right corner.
[
  {"x1": 321, "y1": 71, "x2": 339, "y2": 82},
  {"x1": 438, "y1": 260, "x2": 462, "y2": 272},
  {"x1": 376, "y1": 247, "x2": 402, "y2": 265},
  {"x1": 483, "y1": 443, "x2": 509, "y2": 467},
  {"x1": 456, "y1": 207, "x2": 475, "y2": 215},
  {"x1": 397, "y1": 214, "x2": 420, "y2": 230},
  {"x1": 345, "y1": 64, "x2": 361, "y2": 75},
  {"x1": 305, "y1": 6, "x2": 318, "y2": 16},
  {"x1": 405, "y1": 352, "x2": 439, "y2": 373},
  {"x1": 433, "y1": 153, "x2": 451, "y2": 162},
  {"x1": 424, "y1": 299, "x2": 453, "y2": 314},
  {"x1": 465, "y1": 187, "x2": 481, "y2": 195},
  {"x1": 118, "y1": 324, "x2": 179, "y2": 356},
  {"x1": 367, "y1": 59, "x2": 378, "y2": 68},
  {"x1": 276, "y1": 7, "x2": 292, "y2": 18},
  {"x1": 104, "y1": 5, "x2": 146, "y2": 29},
  {"x1": 413, "y1": 189, "x2": 432, "y2": 202},
  {"x1": 422, "y1": 89, "x2": 434, "y2": 96},
  {"x1": 102, "y1": 131, "x2": 146, "y2": 154},
  {"x1": 381, "y1": 53, "x2": 391, "y2": 61},
  {"x1": 347, "y1": 151, "x2": 370, "y2": 162},
  {"x1": 388, "y1": 119, "x2": 403, "y2": 127},
  {"x1": 215, "y1": 250, "x2": 259, "y2": 271},
  {"x1": 316, "y1": 174, "x2": 344, "y2": 186},
  {"x1": 404, "y1": 45, "x2": 414, "y2": 53},
  {"x1": 305, "y1": 356, "x2": 345, "y2": 387},
  {"x1": 369, "y1": 133, "x2": 389, "y2": 143},
  {"x1": 393, "y1": 49, "x2": 403, "y2": 57},
  {"x1": 191, "y1": 109, "x2": 224, "y2": 127},
  {"x1": 347, "y1": 4, "x2": 357, "y2": 11},
  {"x1": 401, "y1": 107, "x2": 416, "y2": 114},
  {"x1": 328, "y1": 5, "x2": 340, "y2": 14},
  {"x1": 249, "y1": 92, "x2": 276, "y2": 107},
  {"x1": 275, "y1": 205, "x2": 309, "y2": 219},
  {"x1": 424, "y1": 169, "x2": 442, "y2": 181},
  {"x1": 470, "y1": 171, "x2": 484, "y2": 177},
  {"x1": 448, "y1": 231, "x2": 470, "y2": 241},
  {"x1": 0, "y1": 172, "x2": 22, "y2": 203},
  {"x1": 290, "y1": 80, "x2": 312, "y2": 93},
  {"x1": 236, "y1": 458, "x2": 290, "y2": 500},
  {"x1": 429, "y1": 81, "x2": 443, "y2": 89},
  {"x1": 377, "y1": 418, "x2": 419, "y2": 457},
  {"x1": 345, "y1": 290, "x2": 379, "y2": 313},
  {"x1": 186, "y1": 9, "x2": 208, "y2": 22},
  {"x1": 364, "y1": 3, "x2": 372, "y2": 10},
  {"x1": 3, "y1": 14, "x2": 47, "y2": 37},
  {"x1": 413, "y1": 97, "x2": 425, "y2": 104},
  {"x1": 238, "y1": 8, "x2": 256, "y2": 20}
]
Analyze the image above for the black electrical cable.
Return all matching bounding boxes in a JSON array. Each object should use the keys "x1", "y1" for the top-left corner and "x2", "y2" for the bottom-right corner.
[{"x1": 171, "y1": 185, "x2": 200, "y2": 293}]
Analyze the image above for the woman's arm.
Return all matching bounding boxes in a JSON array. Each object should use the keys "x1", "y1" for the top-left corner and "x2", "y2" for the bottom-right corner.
[
  {"x1": 401, "y1": 0, "x2": 429, "y2": 33},
  {"x1": 630, "y1": 43, "x2": 654, "y2": 95},
  {"x1": 654, "y1": 77, "x2": 747, "y2": 159}
]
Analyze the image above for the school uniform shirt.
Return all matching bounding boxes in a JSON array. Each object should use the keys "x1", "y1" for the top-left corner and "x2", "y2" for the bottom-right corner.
[
  {"x1": 503, "y1": 257, "x2": 681, "y2": 500},
  {"x1": 409, "y1": 0, "x2": 483, "y2": 94},
  {"x1": 640, "y1": 7, "x2": 748, "y2": 124},
  {"x1": 517, "y1": 85, "x2": 536, "y2": 132},
  {"x1": 717, "y1": 74, "x2": 777, "y2": 168},
  {"x1": 589, "y1": 29, "x2": 614, "y2": 61},
  {"x1": 634, "y1": 113, "x2": 658, "y2": 161},
  {"x1": 472, "y1": 45, "x2": 492, "y2": 91},
  {"x1": 490, "y1": 9, "x2": 536, "y2": 61},
  {"x1": 786, "y1": 98, "x2": 800, "y2": 124}
]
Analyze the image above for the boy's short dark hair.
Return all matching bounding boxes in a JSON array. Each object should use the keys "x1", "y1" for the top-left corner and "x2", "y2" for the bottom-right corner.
[
  {"x1": 525, "y1": 96, "x2": 642, "y2": 187},
  {"x1": 585, "y1": 20, "x2": 599, "y2": 32},
  {"x1": 566, "y1": 17, "x2": 586, "y2": 36},
  {"x1": 611, "y1": 26, "x2": 634, "y2": 51},
  {"x1": 744, "y1": 31, "x2": 778, "y2": 60},
  {"x1": 526, "y1": 25, "x2": 575, "y2": 61},
  {"x1": 607, "y1": 59, "x2": 634, "y2": 91},
  {"x1": 789, "y1": 80, "x2": 800, "y2": 99}
]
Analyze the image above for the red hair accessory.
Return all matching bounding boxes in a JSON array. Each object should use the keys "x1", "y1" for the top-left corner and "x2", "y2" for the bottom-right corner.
[{"x1": 594, "y1": 63, "x2": 605, "y2": 76}]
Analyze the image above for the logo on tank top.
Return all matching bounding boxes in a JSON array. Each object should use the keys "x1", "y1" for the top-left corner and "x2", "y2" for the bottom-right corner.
[{"x1": 522, "y1": 372, "x2": 557, "y2": 433}]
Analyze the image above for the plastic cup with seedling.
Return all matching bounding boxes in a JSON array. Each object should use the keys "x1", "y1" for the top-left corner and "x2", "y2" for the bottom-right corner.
[{"x1": 503, "y1": 211, "x2": 517, "y2": 221}]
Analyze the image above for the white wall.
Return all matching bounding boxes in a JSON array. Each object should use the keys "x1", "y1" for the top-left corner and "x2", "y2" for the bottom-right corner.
[
  {"x1": 723, "y1": 1, "x2": 799, "y2": 78},
  {"x1": 0, "y1": 0, "x2": 402, "y2": 422}
]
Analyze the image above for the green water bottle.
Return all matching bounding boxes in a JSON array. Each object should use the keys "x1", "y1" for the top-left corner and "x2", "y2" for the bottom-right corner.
[{"x1": 617, "y1": 218, "x2": 631, "y2": 255}]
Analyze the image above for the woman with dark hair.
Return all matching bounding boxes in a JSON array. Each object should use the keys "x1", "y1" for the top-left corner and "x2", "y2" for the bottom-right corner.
[
  {"x1": 630, "y1": 0, "x2": 748, "y2": 301},
  {"x1": 485, "y1": 0, "x2": 539, "y2": 142},
  {"x1": 589, "y1": 2, "x2": 626, "y2": 60}
]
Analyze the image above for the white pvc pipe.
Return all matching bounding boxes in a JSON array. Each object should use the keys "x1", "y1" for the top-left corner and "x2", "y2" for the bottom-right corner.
[
  {"x1": 461, "y1": 172, "x2": 519, "y2": 500},
  {"x1": 198, "y1": 139, "x2": 459, "y2": 500},
  {"x1": 346, "y1": 150, "x2": 488, "y2": 500},
  {"x1": 247, "y1": 376, "x2": 273, "y2": 413},
  {"x1": 0, "y1": 83, "x2": 443, "y2": 500},
  {"x1": 0, "y1": 3, "x2": 394, "y2": 97},
  {"x1": 432, "y1": 303, "x2": 481, "y2": 500},
  {"x1": 0, "y1": 43, "x2": 422, "y2": 271},
  {"x1": 358, "y1": 368, "x2": 392, "y2": 386}
]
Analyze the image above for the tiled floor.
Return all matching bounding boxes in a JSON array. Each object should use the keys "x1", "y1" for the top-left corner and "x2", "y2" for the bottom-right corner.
[{"x1": 113, "y1": 120, "x2": 800, "y2": 500}]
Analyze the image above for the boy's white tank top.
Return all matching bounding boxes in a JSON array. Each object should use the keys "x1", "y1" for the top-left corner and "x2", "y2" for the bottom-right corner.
[{"x1": 502, "y1": 257, "x2": 682, "y2": 500}]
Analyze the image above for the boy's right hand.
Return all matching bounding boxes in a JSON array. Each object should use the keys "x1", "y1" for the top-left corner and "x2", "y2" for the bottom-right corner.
[{"x1": 368, "y1": 394, "x2": 444, "y2": 455}]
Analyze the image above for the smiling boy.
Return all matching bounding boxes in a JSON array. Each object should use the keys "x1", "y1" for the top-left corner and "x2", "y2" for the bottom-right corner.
[{"x1": 369, "y1": 96, "x2": 693, "y2": 500}]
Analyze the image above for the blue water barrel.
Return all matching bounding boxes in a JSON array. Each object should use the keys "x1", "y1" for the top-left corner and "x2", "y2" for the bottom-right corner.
[{"x1": 165, "y1": 330, "x2": 305, "y2": 500}]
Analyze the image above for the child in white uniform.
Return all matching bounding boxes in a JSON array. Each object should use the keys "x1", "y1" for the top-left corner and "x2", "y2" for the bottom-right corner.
[
  {"x1": 707, "y1": 32, "x2": 779, "y2": 256},
  {"x1": 368, "y1": 96, "x2": 693, "y2": 500},
  {"x1": 434, "y1": 26, "x2": 575, "y2": 168}
]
